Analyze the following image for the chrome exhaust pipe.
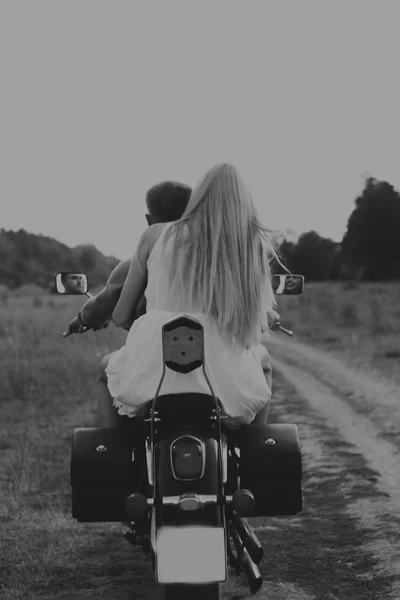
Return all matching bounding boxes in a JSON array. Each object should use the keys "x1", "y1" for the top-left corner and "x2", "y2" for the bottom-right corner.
[
  {"x1": 231, "y1": 515, "x2": 264, "y2": 564},
  {"x1": 241, "y1": 546, "x2": 263, "y2": 595},
  {"x1": 229, "y1": 523, "x2": 263, "y2": 594}
]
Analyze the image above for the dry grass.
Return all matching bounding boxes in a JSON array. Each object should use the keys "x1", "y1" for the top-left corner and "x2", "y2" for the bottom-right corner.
[
  {"x1": 276, "y1": 282, "x2": 400, "y2": 386},
  {"x1": 0, "y1": 283, "x2": 398, "y2": 599},
  {"x1": 0, "y1": 294, "x2": 146, "y2": 600}
]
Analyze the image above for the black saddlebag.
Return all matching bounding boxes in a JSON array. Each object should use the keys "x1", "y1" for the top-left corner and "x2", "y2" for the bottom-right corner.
[
  {"x1": 71, "y1": 427, "x2": 138, "y2": 522},
  {"x1": 237, "y1": 423, "x2": 302, "y2": 517}
]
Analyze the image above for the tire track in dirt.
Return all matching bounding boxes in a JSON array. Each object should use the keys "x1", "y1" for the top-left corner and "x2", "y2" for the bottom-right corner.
[
  {"x1": 227, "y1": 376, "x2": 393, "y2": 599},
  {"x1": 269, "y1": 335, "x2": 400, "y2": 600}
]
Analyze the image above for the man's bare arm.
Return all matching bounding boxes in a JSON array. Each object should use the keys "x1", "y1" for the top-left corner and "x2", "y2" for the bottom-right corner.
[
  {"x1": 78, "y1": 225, "x2": 164, "y2": 330},
  {"x1": 79, "y1": 259, "x2": 132, "y2": 328}
]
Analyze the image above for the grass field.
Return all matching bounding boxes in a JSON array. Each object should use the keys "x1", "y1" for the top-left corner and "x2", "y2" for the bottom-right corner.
[
  {"x1": 0, "y1": 292, "x2": 129, "y2": 599},
  {"x1": 276, "y1": 281, "x2": 400, "y2": 386},
  {"x1": 1, "y1": 283, "x2": 399, "y2": 599}
]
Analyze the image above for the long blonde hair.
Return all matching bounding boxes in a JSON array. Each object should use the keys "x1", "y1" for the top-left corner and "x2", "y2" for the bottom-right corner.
[{"x1": 162, "y1": 163, "x2": 281, "y2": 351}]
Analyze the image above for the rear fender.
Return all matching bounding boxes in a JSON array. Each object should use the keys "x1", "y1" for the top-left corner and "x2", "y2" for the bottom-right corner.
[
  {"x1": 151, "y1": 435, "x2": 228, "y2": 585},
  {"x1": 154, "y1": 431, "x2": 224, "y2": 527}
]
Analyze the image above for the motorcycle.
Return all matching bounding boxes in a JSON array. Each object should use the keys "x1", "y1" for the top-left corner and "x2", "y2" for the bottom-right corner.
[{"x1": 57, "y1": 271, "x2": 305, "y2": 599}]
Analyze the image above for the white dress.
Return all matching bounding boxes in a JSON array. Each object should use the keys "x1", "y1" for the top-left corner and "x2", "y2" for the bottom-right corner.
[{"x1": 106, "y1": 222, "x2": 271, "y2": 425}]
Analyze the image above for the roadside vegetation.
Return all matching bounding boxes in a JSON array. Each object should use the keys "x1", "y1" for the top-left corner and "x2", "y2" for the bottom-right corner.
[{"x1": 276, "y1": 281, "x2": 400, "y2": 386}]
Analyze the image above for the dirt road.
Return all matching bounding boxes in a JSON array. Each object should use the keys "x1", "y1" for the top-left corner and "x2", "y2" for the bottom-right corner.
[{"x1": 220, "y1": 335, "x2": 400, "y2": 600}]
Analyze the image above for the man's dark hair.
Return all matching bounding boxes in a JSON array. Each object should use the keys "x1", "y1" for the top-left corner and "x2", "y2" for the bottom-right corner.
[{"x1": 146, "y1": 181, "x2": 192, "y2": 222}]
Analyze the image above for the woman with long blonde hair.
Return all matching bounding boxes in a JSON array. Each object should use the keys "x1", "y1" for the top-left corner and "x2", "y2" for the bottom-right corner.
[{"x1": 101, "y1": 163, "x2": 279, "y2": 427}]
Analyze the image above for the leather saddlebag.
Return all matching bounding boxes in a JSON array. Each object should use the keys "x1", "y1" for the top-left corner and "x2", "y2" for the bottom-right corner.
[
  {"x1": 237, "y1": 423, "x2": 302, "y2": 517},
  {"x1": 71, "y1": 427, "x2": 137, "y2": 522}
]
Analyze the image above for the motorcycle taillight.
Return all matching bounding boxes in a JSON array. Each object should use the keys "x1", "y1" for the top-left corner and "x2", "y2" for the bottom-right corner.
[{"x1": 170, "y1": 436, "x2": 204, "y2": 480}]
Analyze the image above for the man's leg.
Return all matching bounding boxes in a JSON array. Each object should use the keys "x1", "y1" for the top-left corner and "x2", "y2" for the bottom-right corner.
[
  {"x1": 252, "y1": 345, "x2": 272, "y2": 426},
  {"x1": 97, "y1": 353, "x2": 129, "y2": 428},
  {"x1": 252, "y1": 400, "x2": 270, "y2": 425}
]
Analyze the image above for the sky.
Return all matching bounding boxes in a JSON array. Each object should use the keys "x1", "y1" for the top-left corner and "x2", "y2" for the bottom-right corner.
[{"x1": 1, "y1": 1, "x2": 400, "y2": 260}]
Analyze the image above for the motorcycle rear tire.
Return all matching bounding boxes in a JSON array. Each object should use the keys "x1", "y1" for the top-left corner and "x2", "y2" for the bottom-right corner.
[{"x1": 164, "y1": 584, "x2": 219, "y2": 599}]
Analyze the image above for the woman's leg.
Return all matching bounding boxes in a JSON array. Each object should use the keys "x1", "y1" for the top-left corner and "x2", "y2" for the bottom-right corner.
[{"x1": 97, "y1": 353, "x2": 128, "y2": 428}]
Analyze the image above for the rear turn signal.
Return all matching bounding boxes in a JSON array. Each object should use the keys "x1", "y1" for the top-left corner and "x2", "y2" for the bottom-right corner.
[
  {"x1": 232, "y1": 489, "x2": 255, "y2": 516},
  {"x1": 125, "y1": 493, "x2": 148, "y2": 519}
]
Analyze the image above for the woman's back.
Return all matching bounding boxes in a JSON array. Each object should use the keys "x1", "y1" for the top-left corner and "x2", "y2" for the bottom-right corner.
[{"x1": 145, "y1": 222, "x2": 204, "y2": 314}]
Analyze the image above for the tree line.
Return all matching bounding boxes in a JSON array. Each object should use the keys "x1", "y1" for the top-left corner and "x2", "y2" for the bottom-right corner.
[
  {"x1": 0, "y1": 229, "x2": 119, "y2": 290},
  {"x1": 274, "y1": 176, "x2": 400, "y2": 281},
  {"x1": 1, "y1": 174, "x2": 399, "y2": 289}
]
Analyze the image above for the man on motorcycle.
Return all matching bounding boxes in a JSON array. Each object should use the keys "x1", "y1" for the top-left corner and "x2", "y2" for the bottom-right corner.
[{"x1": 67, "y1": 181, "x2": 193, "y2": 334}]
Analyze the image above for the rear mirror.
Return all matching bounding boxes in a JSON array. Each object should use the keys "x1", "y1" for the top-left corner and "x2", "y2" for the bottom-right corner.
[
  {"x1": 272, "y1": 274, "x2": 304, "y2": 295},
  {"x1": 55, "y1": 272, "x2": 88, "y2": 295}
]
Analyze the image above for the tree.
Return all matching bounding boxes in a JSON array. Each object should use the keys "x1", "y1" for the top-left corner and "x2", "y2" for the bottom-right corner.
[
  {"x1": 271, "y1": 240, "x2": 296, "y2": 274},
  {"x1": 289, "y1": 231, "x2": 339, "y2": 281},
  {"x1": 342, "y1": 177, "x2": 400, "y2": 281},
  {"x1": 76, "y1": 244, "x2": 98, "y2": 272},
  {"x1": 328, "y1": 245, "x2": 344, "y2": 280},
  {"x1": 272, "y1": 232, "x2": 339, "y2": 281},
  {"x1": 0, "y1": 229, "x2": 120, "y2": 290}
]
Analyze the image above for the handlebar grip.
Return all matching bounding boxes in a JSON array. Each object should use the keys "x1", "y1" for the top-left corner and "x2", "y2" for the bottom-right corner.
[
  {"x1": 278, "y1": 325, "x2": 294, "y2": 336},
  {"x1": 271, "y1": 321, "x2": 294, "y2": 337},
  {"x1": 62, "y1": 324, "x2": 89, "y2": 337}
]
